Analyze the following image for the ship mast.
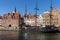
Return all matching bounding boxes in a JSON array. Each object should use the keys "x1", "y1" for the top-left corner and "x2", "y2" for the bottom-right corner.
[
  {"x1": 24, "y1": 4, "x2": 27, "y2": 18},
  {"x1": 25, "y1": 5, "x2": 27, "y2": 15},
  {"x1": 50, "y1": 0, "x2": 53, "y2": 26},
  {"x1": 35, "y1": 0, "x2": 39, "y2": 26}
]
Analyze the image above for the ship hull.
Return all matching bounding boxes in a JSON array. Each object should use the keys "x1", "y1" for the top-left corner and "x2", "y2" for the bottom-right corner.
[{"x1": 40, "y1": 25, "x2": 60, "y2": 33}]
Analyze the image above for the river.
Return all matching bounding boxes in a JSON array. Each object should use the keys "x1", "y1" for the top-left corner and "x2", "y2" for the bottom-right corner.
[{"x1": 0, "y1": 31, "x2": 60, "y2": 40}]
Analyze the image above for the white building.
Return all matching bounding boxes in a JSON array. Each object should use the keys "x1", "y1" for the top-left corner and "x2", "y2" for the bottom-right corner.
[
  {"x1": 24, "y1": 14, "x2": 35, "y2": 26},
  {"x1": 38, "y1": 15, "x2": 43, "y2": 27},
  {"x1": 24, "y1": 14, "x2": 43, "y2": 27}
]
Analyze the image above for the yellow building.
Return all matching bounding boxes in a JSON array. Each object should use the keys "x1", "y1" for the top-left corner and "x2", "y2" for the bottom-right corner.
[
  {"x1": 42, "y1": 10, "x2": 50, "y2": 27},
  {"x1": 51, "y1": 8, "x2": 59, "y2": 27},
  {"x1": 43, "y1": 7, "x2": 59, "y2": 27}
]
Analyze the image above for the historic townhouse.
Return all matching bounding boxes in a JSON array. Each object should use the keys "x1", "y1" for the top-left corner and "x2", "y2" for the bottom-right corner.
[
  {"x1": 1, "y1": 8, "x2": 21, "y2": 29},
  {"x1": 43, "y1": 7, "x2": 60, "y2": 27},
  {"x1": 0, "y1": 7, "x2": 60, "y2": 29},
  {"x1": 23, "y1": 14, "x2": 43, "y2": 27},
  {"x1": 42, "y1": 10, "x2": 50, "y2": 27}
]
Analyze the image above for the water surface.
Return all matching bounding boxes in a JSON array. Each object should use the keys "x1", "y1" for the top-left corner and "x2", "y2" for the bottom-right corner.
[{"x1": 0, "y1": 31, "x2": 60, "y2": 40}]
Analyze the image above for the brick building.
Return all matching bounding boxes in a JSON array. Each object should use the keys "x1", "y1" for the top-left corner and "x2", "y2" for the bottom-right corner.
[{"x1": 1, "y1": 8, "x2": 21, "y2": 29}]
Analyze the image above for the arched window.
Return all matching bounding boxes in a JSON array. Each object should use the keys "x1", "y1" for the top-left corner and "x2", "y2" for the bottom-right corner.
[{"x1": 9, "y1": 24, "x2": 11, "y2": 27}]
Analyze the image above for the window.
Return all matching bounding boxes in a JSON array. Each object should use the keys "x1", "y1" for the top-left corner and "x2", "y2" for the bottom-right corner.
[{"x1": 9, "y1": 24, "x2": 11, "y2": 27}]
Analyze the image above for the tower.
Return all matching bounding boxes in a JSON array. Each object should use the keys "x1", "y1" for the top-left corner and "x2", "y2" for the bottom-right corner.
[
  {"x1": 14, "y1": 7, "x2": 16, "y2": 13},
  {"x1": 12, "y1": 7, "x2": 17, "y2": 13}
]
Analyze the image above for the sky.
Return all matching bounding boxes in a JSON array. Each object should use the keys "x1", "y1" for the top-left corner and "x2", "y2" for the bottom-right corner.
[{"x1": 0, "y1": 0, "x2": 60, "y2": 16}]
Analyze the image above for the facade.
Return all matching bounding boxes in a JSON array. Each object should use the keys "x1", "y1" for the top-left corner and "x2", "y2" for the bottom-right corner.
[
  {"x1": 58, "y1": 13, "x2": 60, "y2": 27},
  {"x1": 0, "y1": 16, "x2": 2, "y2": 26},
  {"x1": 0, "y1": 7, "x2": 60, "y2": 30},
  {"x1": 23, "y1": 14, "x2": 43, "y2": 27},
  {"x1": 51, "y1": 8, "x2": 59, "y2": 27},
  {"x1": 42, "y1": 10, "x2": 50, "y2": 27},
  {"x1": 24, "y1": 14, "x2": 36, "y2": 26},
  {"x1": 38, "y1": 15, "x2": 43, "y2": 27},
  {"x1": 42, "y1": 7, "x2": 60, "y2": 27},
  {"x1": 1, "y1": 9, "x2": 21, "y2": 29}
]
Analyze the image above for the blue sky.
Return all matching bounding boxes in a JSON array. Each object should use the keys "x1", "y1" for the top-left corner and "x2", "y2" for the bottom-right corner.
[{"x1": 0, "y1": 0, "x2": 60, "y2": 16}]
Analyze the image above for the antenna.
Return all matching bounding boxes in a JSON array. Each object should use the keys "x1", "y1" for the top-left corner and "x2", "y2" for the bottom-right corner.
[{"x1": 14, "y1": 7, "x2": 16, "y2": 13}]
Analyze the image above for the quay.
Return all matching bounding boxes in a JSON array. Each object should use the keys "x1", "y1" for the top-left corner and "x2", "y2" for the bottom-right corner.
[{"x1": 0, "y1": 25, "x2": 60, "y2": 33}]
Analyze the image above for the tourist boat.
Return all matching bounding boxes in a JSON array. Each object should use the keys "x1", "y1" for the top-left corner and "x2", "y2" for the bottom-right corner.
[{"x1": 40, "y1": 25, "x2": 60, "y2": 33}]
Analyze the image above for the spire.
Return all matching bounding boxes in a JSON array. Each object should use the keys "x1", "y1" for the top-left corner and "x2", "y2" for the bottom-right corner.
[
  {"x1": 14, "y1": 7, "x2": 16, "y2": 13},
  {"x1": 12, "y1": 7, "x2": 16, "y2": 13}
]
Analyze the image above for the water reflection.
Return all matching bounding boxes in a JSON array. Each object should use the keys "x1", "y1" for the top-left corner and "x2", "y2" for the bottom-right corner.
[
  {"x1": 19, "y1": 31, "x2": 25, "y2": 40},
  {"x1": 22, "y1": 32, "x2": 60, "y2": 40},
  {"x1": 0, "y1": 31, "x2": 19, "y2": 40},
  {"x1": 0, "y1": 31, "x2": 60, "y2": 40}
]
